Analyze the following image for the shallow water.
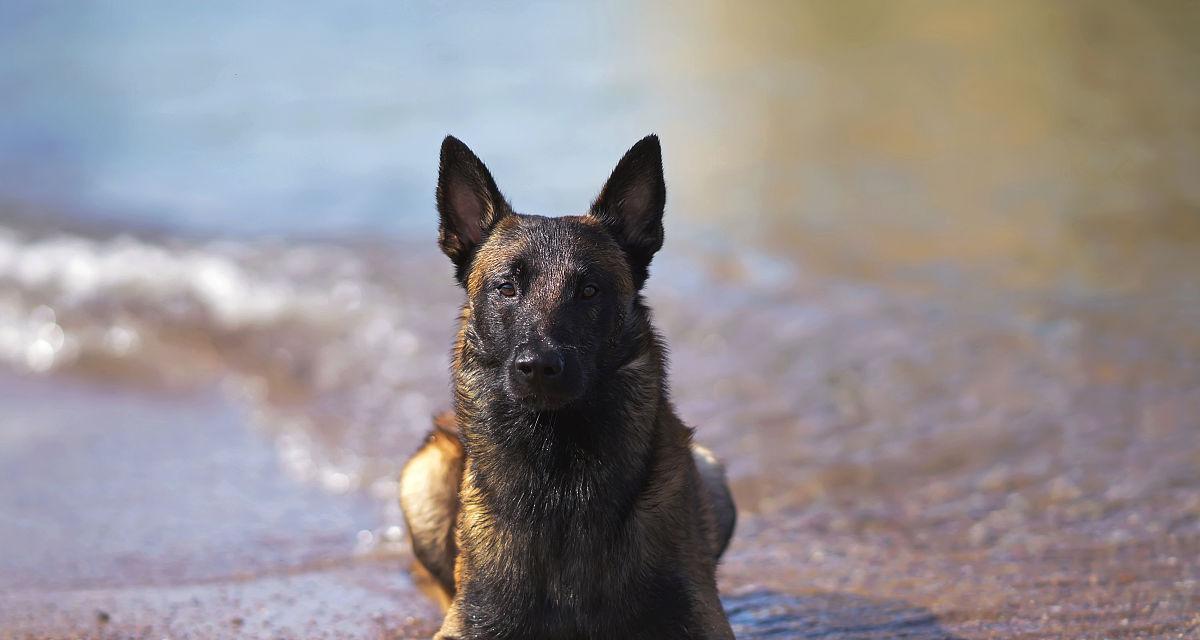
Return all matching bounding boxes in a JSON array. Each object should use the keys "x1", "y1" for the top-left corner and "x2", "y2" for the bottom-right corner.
[{"x1": 2, "y1": 2, "x2": 1199, "y2": 638}]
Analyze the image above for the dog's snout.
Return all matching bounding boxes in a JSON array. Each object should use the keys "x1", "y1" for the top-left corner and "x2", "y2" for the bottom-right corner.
[
  {"x1": 514, "y1": 347, "x2": 564, "y2": 381},
  {"x1": 509, "y1": 341, "x2": 580, "y2": 408}
]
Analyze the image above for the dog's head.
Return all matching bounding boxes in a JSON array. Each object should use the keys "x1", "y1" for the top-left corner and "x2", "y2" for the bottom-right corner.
[{"x1": 436, "y1": 135, "x2": 665, "y2": 411}]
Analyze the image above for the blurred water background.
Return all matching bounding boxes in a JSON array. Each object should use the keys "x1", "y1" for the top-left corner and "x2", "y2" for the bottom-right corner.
[{"x1": 1, "y1": 2, "x2": 1198, "y2": 638}]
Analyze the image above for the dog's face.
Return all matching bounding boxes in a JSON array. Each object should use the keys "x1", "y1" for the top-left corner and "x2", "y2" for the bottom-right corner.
[{"x1": 436, "y1": 135, "x2": 666, "y2": 411}]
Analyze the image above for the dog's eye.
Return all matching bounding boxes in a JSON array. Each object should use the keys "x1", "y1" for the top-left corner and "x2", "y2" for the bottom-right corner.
[
  {"x1": 497, "y1": 282, "x2": 517, "y2": 298},
  {"x1": 580, "y1": 284, "x2": 599, "y2": 300}
]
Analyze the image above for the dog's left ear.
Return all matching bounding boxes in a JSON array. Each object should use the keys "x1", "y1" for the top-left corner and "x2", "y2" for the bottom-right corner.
[{"x1": 589, "y1": 135, "x2": 666, "y2": 288}]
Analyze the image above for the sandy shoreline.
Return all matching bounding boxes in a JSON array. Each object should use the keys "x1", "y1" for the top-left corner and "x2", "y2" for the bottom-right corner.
[{"x1": 1, "y1": 236, "x2": 1196, "y2": 638}]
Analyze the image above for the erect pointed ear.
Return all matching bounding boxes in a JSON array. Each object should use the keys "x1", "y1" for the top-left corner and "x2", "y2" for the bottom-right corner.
[
  {"x1": 589, "y1": 135, "x2": 666, "y2": 288},
  {"x1": 436, "y1": 135, "x2": 511, "y2": 282}
]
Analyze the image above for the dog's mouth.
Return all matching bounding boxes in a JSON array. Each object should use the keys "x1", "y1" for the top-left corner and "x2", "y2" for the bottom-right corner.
[
  {"x1": 513, "y1": 389, "x2": 577, "y2": 412},
  {"x1": 508, "y1": 376, "x2": 585, "y2": 412}
]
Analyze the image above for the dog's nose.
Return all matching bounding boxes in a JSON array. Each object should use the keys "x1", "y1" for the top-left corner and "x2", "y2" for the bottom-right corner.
[{"x1": 514, "y1": 347, "x2": 564, "y2": 381}]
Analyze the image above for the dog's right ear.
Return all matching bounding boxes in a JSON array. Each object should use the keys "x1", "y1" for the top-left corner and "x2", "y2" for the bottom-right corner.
[
  {"x1": 436, "y1": 136, "x2": 510, "y2": 282},
  {"x1": 589, "y1": 135, "x2": 666, "y2": 289}
]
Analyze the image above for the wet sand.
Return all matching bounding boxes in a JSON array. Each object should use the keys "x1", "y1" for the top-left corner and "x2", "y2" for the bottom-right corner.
[{"x1": 0, "y1": 372, "x2": 437, "y2": 638}]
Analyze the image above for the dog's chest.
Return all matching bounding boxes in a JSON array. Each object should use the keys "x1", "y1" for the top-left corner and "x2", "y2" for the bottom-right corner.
[
  {"x1": 460, "y1": 495, "x2": 693, "y2": 638},
  {"x1": 461, "y1": 549, "x2": 694, "y2": 640}
]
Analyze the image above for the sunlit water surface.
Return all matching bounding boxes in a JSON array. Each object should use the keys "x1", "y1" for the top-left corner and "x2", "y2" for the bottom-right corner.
[{"x1": 1, "y1": 2, "x2": 1198, "y2": 638}]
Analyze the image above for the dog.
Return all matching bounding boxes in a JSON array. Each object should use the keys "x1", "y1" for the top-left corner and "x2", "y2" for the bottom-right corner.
[{"x1": 400, "y1": 134, "x2": 736, "y2": 640}]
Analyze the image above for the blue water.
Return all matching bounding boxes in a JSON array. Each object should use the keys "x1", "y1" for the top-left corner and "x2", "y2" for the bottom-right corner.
[{"x1": 1, "y1": 1, "x2": 666, "y2": 237}]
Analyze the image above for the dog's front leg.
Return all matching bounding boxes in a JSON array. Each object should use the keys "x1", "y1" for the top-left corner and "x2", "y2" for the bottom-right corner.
[
  {"x1": 692, "y1": 583, "x2": 736, "y2": 640},
  {"x1": 432, "y1": 600, "x2": 468, "y2": 640}
]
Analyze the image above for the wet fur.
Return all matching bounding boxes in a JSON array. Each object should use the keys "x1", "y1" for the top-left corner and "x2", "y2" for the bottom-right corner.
[{"x1": 400, "y1": 135, "x2": 736, "y2": 640}]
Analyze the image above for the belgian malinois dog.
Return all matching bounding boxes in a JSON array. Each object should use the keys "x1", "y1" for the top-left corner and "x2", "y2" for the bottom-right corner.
[{"x1": 400, "y1": 134, "x2": 736, "y2": 640}]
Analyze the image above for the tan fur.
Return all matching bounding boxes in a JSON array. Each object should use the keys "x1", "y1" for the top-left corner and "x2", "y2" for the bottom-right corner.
[
  {"x1": 463, "y1": 216, "x2": 523, "y2": 301},
  {"x1": 399, "y1": 413, "x2": 462, "y2": 607}
]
